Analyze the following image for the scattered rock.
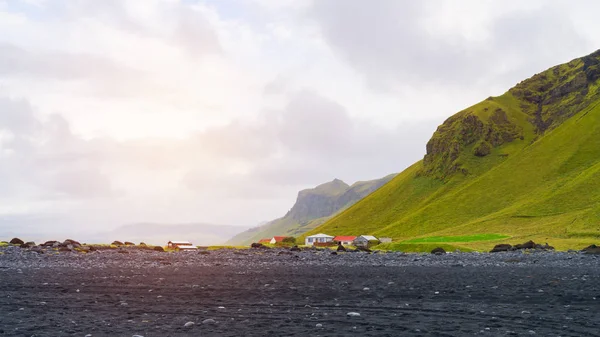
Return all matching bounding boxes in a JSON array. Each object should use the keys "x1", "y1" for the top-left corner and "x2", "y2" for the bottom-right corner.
[
  {"x1": 431, "y1": 247, "x2": 446, "y2": 255},
  {"x1": 111, "y1": 241, "x2": 124, "y2": 246},
  {"x1": 251, "y1": 243, "x2": 269, "y2": 249},
  {"x1": 199, "y1": 251, "x2": 210, "y2": 255},
  {"x1": 202, "y1": 319, "x2": 216, "y2": 325},
  {"x1": 331, "y1": 252, "x2": 338, "y2": 255},
  {"x1": 346, "y1": 312, "x2": 361, "y2": 317},
  {"x1": 183, "y1": 321, "x2": 195, "y2": 328},
  {"x1": 9, "y1": 238, "x2": 24, "y2": 245},
  {"x1": 139, "y1": 242, "x2": 147, "y2": 247},
  {"x1": 63, "y1": 239, "x2": 81, "y2": 247},
  {"x1": 42, "y1": 241, "x2": 58, "y2": 247},
  {"x1": 514, "y1": 240, "x2": 536, "y2": 250},
  {"x1": 117, "y1": 249, "x2": 129, "y2": 254},
  {"x1": 490, "y1": 244, "x2": 512, "y2": 253},
  {"x1": 153, "y1": 246, "x2": 165, "y2": 252},
  {"x1": 316, "y1": 323, "x2": 323, "y2": 328},
  {"x1": 290, "y1": 245, "x2": 301, "y2": 252},
  {"x1": 124, "y1": 241, "x2": 135, "y2": 246},
  {"x1": 58, "y1": 247, "x2": 72, "y2": 252}
]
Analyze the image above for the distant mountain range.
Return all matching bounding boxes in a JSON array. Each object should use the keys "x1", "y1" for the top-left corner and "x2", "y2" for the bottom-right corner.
[
  {"x1": 90, "y1": 223, "x2": 247, "y2": 246},
  {"x1": 302, "y1": 49, "x2": 600, "y2": 251},
  {"x1": 227, "y1": 174, "x2": 396, "y2": 245}
]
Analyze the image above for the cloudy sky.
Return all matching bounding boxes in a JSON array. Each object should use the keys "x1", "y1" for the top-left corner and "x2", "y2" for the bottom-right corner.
[{"x1": 0, "y1": 0, "x2": 599, "y2": 236}]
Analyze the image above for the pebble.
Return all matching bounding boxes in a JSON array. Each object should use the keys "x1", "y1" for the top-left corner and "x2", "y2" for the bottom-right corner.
[
  {"x1": 202, "y1": 319, "x2": 216, "y2": 324},
  {"x1": 347, "y1": 312, "x2": 361, "y2": 317},
  {"x1": 184, "y1": 322, "x2": 195, "y2": 328},
  {"x1": 316, "y1": 323, "x2": 323, "y2": 328}
]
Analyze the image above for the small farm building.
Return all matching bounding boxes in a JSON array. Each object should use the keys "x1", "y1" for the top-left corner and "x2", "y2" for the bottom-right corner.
[
  {"x1": 333, "y1": 236, "x2": 357, "y2": 245},
  {"x1": 353, "y1": 235, "x2": 380, "y2": 248},
  {"x1": 167, "y1": 240, "x2": 197, "y2": 250},
  {"x1": 270, "y1": 236, "x2": 288, "y2": 244}
]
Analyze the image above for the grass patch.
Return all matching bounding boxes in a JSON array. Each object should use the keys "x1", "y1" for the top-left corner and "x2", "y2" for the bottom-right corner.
[
  {"x1": 404, "y1": 234, "x2": 510, "y2": 243},
  {"x1": 374, "y1": 242, "x2": 475, "y2": 253},
  {"x1": 0, "y1": 241, "x2": 8, "y2": 247}
]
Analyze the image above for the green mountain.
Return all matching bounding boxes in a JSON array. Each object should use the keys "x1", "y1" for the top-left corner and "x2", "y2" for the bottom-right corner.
[
  {"x1": 227, "y1": 175, "x2": 396, "y2": 245},
  {"x1": 303, "y1": 50, "x2": 600, "y2": 251}
]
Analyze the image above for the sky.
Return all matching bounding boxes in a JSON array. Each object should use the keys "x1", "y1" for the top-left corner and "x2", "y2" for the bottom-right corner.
[{"x1": 1, "y1": 0, "x2": 599, "y2": 237}]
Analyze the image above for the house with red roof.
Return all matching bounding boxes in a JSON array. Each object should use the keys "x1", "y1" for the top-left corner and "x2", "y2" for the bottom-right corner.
[
  {"x1": 333, "y1": 236, "x2": 357, "y2": 245},
  {"x1": 269, "y1": 236, "x2": 288, "y2": 244},
  {"x1": 258, "y1": 238, "x2": 271, "y2": 244}
]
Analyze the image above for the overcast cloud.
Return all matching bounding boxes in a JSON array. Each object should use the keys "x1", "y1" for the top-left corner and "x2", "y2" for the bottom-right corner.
[{"x1": 0, "y1": 0, "x2": 599, "y2": 238}]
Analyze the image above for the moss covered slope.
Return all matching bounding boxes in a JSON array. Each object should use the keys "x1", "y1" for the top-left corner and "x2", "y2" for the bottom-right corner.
[{"x1": 304, "y1": 50, "x2": 600, "y2": 250}]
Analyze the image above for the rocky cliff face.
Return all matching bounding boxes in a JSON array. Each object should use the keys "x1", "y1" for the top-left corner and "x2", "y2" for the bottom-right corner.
[
  {"x1": 227, "y1": 174, "x2": 396, "y2": 245},
  {"x1": 421, "y1": 49, "x2": 600, "y2": 179}
]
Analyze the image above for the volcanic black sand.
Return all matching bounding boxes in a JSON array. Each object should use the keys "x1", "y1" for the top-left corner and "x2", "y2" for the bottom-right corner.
[{"x1": 1, "y1": 247, "x2": 599, "y2": 336}]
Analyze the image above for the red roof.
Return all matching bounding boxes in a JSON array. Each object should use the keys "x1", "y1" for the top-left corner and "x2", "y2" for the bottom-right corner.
[
  {"x1": 272, "y1": 236, "x2": 288, "y2": 243},
  {"x1": 334, "y1": 236, "x2": 357, "y2": 242},
  {"x1": 258, "y1": 239, "x2": 271, "y2": 243}
]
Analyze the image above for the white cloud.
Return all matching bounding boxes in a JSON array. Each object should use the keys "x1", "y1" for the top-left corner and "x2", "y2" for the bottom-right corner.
[{"x1": 0, "y1": 0, "x2": 599, "y2": 237}]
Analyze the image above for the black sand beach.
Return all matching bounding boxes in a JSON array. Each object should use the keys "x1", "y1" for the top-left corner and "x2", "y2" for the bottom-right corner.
[{"x1": 1, "y1": 247, "x2": 599, "y2": 336}]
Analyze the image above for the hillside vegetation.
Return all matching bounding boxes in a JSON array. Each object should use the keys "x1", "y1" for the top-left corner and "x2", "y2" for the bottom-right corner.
[
  {"x1": 227, "y1": 175, "x2": 396, "y2": 245},
  {"x1": 304, "y1": 50, "x2": 600, "y2": 251}
]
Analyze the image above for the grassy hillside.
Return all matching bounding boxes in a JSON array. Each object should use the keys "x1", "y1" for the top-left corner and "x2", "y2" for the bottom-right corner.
[
  {"x1": 227, "y1": 175, "x2": 396, "y2": 245},
  {"x1": 304, "y1": 50, "x2": 600, "y2": 251}
]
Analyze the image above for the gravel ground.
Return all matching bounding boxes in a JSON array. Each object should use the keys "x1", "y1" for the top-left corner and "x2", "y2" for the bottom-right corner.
[{"x1": 1, "y1": 246, "x2": 599, "y2": 336}]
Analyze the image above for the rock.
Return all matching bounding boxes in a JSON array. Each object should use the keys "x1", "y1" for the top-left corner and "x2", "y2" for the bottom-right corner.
[
  {"x1": 356, "y1": 246, "x2": 372, "y2": 253},
  {"x1": 153, "y1": 246, "x2": 165, "y2": 252},
  {"x1": 183, "y1": 322, "x2": 195, "y2": 328},
  {"x1": 124, "y1": 241, "x2": 135, "y2": 246},
  {"x1": 582, "y1": 244, "x2": 600, "y2": 255},
  {"x1": 514, "y1": 240, "x2": 536, "y2": 250},
  {"x1": 9, "y1": 238, "x2": 24, "y2": 245},
  {"x1": 431, "y1": 247, "x2": 446, "y2": 255},
  {"x1": 25, "y1": 241, "x2": 36, "y2": 247},
  {"x1": 199, "y1": 251, "x2": 210, "y2": 255},
  {"x1": 29, "y1": 246, "x2": 44, "y2": 254},
  {"x1": 42, "y1": 240, "x2": 58, "y2": 247},
  {"x1": 112, "y1": 241, "x2": 124, "y2": 246},
  {"x1": 346, "y1": 312, "x2": 361, "y2": 317},
  {"x1": 337, "y1": 243, "x2": 347, "y2": 252},
  {"x1": 316, "y1": 323, "x2": 323, "y2": 328},
  {"x1": 117, "y1": 249, "x2": 129, "y2": 254},
  {"x1": 251, "y1": 243, "x2": 269, "y2": 249},
  {"x1": 290, "y1": 245, "x2": 301, "y2": 252},
  {"x1": 20, "y1": 243, "x2": 32, "y2": 249},
  {"x1": 535, "y1": 243, "x2": 555, "y2": 250},
  {"x1": 58, "y1": 247, "x2": 72, "y2": 252},
  {"x1": 202, "y1": 319, "x2": 216, "y2": 325},
  {"x1": 139, "y1": 242, "x2": 147, "y2": 247},
  {"x1": 63, "y1": 239, "x2": 81, "y2": 247},
  {"x1": 278, "y1": 251, "x2": 292, "y2": 255},
  {"x1": 331, "y1": 252, "x2": 338, "y2": 255},
  {"x1": 490, "y1": 244, "x2": 512, "y2": 253}
]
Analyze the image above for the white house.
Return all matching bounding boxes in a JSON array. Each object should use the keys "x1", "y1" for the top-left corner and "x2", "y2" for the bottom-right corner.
[
  {"x1": 353, "y1": 235, "x2": 379, "y2": 247},
  {"x1": 305, "y1": 233, "x2": 334, "y2": 246}
]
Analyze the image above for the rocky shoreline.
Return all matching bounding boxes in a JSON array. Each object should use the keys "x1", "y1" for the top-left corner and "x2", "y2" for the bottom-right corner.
[{"x1": 1, "y1": 240, "x2": 600, "y2": 336}]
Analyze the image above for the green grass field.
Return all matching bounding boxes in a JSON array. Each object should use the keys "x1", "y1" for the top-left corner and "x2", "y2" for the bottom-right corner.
[
  {"x1": 301, "y1": 51, "x2": 600, "y2": 252},
  {"x1": 404, "y1": 234, "x2": 510, "y2": 243}
]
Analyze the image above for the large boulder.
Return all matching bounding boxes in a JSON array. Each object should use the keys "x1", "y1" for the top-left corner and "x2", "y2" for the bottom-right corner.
[
  {"x1": 514, "y1": 240, "x2": 536, "y2": 250},
  {"x1": 124, "y1": 241, "x2": 135, "y2": 246},
  {"x1": 490, "y1": 244, "x2": 512, "y2": 253},
  {"x1": 251, "y1": 243, "x2": 269, "y2": 249},
  {"x1": 9, "y1": 238, "x2": 25, "y2": 245},
  {"x1": 336, "y1": 243, "x2": 347, "y2": 252},
  {"x1": 431, "y1": 247, "x2": 446, "y2": 255},
  {"x1": 582, "y1": 244, "x2": 600, "y2": 255},
  {"x1": 153, "y1": 246, "x2": 165, "y2": 252},
  {"x1": 356, "y1": 246, "x2": 372, "y2": 253},
  {"x1": 535, "y1": 243, "x2": 555, "y2": 250},
  {"x1": 112, "y1": 241, "x2": 124, "y2": 246},
  {"x1": 290, "y1": 245, "x2": 301, "y2": 252}
]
